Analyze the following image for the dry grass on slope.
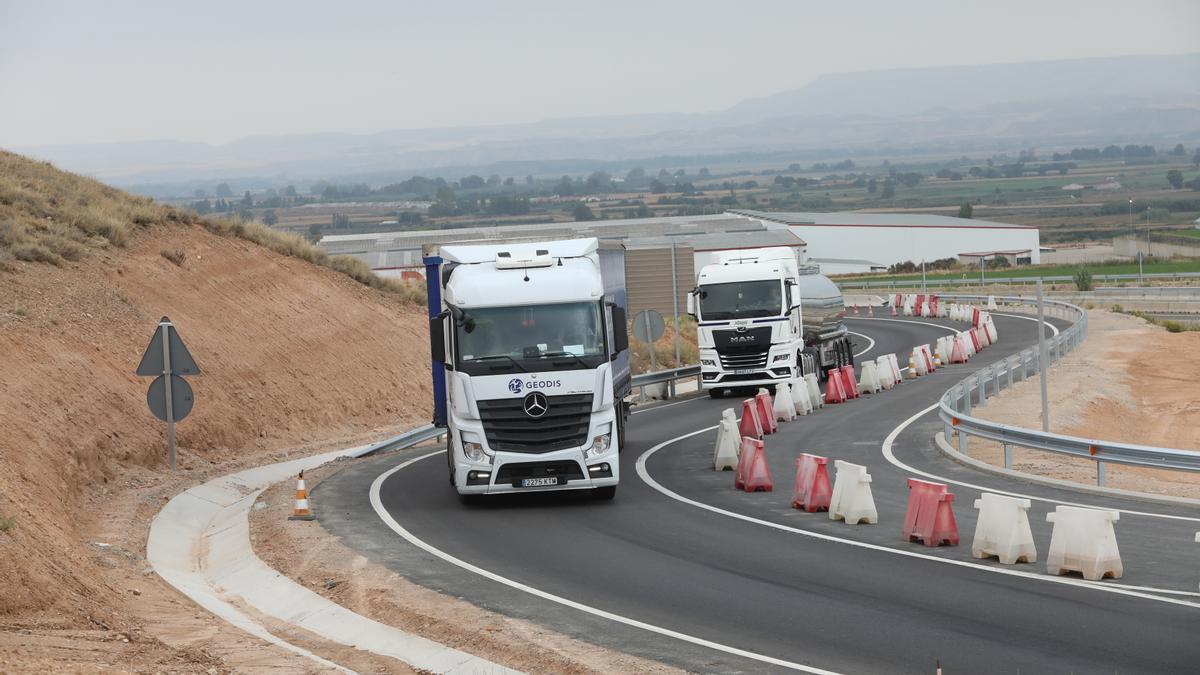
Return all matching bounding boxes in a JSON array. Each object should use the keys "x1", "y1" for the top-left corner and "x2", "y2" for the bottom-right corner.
[{"x1": 0, "y1": 150, "x2": 424, "y2": 302}]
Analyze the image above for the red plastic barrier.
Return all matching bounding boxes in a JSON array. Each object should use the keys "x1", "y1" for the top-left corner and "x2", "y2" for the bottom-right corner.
[
  {"x1": 920, "y1": 346, "x2": 936, "y2": 373},
  {"x1": 734, "y1": 436, "x2": 761, "y2": 489},
  {"x1": 742, "y1": 440, "x2": 774, "y2": 492},
  {"x1": 791, "y1": 453, "x2": 832, "y2": 512},
  {"x1": 739, "y1": 399, "x2": 763, "y2": 439},
  {"x1": 929, "y1": 295, "x2": 939, "y2": 316},
  {"x1": 968, "y1": 329, "x2": 982, "y2": 352},
  {"x1": 839, "y1": 365, "x2": 860, "y2": 399},
  {"x1": 824, "y1": 369, "x2": 847, "y2": 404},
  {"x1": 971, "y1": 307, "x2": 981, "y2": 327},
  {"x1": 915, "y1": 294, "x2": 926, "y2": 317},
  {"x1": 950, "y1": 337, "x2": 968, "y2": 364},
  {"x1": 902, "y1": 478, "x2": 959, "y2": 547},
  {"x1": 755, "y1": 391, "x2": 777, "y2": 435}
]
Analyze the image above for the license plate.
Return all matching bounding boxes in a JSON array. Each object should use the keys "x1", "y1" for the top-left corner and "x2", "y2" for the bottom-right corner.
[
  {"x1": 734, "y1": 369, "x2": 757, "y2": 375},
  {"x1": 519, "y1": 476, "x2": 562, "y2": 487}
]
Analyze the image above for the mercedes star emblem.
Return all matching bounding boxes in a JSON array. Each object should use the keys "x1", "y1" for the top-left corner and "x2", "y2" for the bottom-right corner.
[{"x1": 522, "y1": 391, "x2": 549, "y2": 418}]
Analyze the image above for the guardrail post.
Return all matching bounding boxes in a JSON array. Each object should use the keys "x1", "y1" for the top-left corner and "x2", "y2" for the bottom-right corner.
[
  {"x1": 1003, "y1": 443, "x2": 1012, "y2": 469},
  {"x1": 1096, "y1": 460, "x2": 1106, "y2": 486},
  {"x1": 1006, "y1": 356, "x2": 1014, "y2": 388},
  {"x1": 976, "y1": 370, "x2": 987, "y2": 406},
  {"x1": 993, "y1": 362, "x2": 1002, "y2": 395},
  {"x1": 958, "y1": 426, "x2": 969, "y2": 454},
  {"x1": 962, "y1": 384, "x2": 972, "y2": 416}
]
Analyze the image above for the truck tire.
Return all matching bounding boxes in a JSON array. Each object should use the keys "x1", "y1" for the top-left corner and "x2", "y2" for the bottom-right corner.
[
  {"x1": 446, "y1": 434, "x2": 455, "y2": 487},
  {"x1": 592, "y1": 486, "x2": 616, "y2": 500},
  {"x1": 846, "y1": 337, "x2": 856, "y2": 367}
]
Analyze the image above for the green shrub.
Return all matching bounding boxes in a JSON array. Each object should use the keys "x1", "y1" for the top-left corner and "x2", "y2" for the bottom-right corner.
[{"x1": 1073, "y1": 267, "x2": 1094, "y2": 291}]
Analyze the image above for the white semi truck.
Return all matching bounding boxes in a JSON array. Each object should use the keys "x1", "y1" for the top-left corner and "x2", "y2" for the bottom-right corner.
[
  {"x1": 426, "y1": 238, "x2": 630, "y2": 501},
  {"x1": 686, "y1": 247, "x2": 851, "y2": 396}
]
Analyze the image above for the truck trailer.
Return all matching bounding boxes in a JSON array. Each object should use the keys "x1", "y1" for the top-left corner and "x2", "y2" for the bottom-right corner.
[
  {"x1": 686, "y1": 247, "x2": 852, "y2": 396},
  {"x1": 426, "y1": 238, "x2": 630, "y2": 501}
]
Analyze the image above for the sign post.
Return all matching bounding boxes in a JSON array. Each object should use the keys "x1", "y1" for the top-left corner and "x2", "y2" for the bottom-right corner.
[{"x1": 137, "y1": 317, "x2": 200, "y2": 470}]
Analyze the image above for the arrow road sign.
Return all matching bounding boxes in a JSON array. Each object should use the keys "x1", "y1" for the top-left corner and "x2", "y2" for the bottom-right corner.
[{"x1": 136, "y1": 316, "x2": 200, "y2": 376}]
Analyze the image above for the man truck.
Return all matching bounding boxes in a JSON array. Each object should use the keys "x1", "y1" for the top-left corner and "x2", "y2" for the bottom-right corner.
[
  {"x1": 686, "y1": 247, "x2": 851, "y2": 396},
  {"x1": 426, "y1": 238, "x2": 630, "y2": 501}
]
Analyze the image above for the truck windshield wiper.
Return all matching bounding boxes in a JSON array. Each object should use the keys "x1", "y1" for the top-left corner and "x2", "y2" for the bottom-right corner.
[
  {"x1": 471, "y1": 354, "x2": 527, "y2": 371},
  {"x1": 540, "y1": 351, "x2": 591, "y2": 368}
]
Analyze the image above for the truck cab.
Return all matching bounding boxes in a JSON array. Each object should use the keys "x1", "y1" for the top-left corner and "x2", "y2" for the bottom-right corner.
[
  {"x1": 687, "y1": 247, "x2": 852, "y2": 395},
  {"x1": 427, "y1": 238, "x2": 630, "y2": 501}
]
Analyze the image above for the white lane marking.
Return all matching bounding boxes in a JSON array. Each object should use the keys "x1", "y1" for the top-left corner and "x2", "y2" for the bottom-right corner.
[
  {"x1": 988, "y1": 311, "x2": 1060, "y2": 336},
  {"x1": 846, "y1": 331, "x2": 875, "y2": 358},
  {"x1": 635, "y1": 430, "x2": 1200, "y2": 608},
  {"x1": 370, "y1": 454, "x2": 840, "y2": 675},
  {"x1": 883, "y1": 404, "x2": 1200, "y2": 525}
]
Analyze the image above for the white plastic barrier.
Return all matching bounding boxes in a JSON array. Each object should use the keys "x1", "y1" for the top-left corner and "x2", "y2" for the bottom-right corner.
[
  {"x1": 987, "y1": 295, "x2": 998, "y2": 311},
  {"x1": 919, "y1": 344, "x2": 936, "y2": 371},
  {"x1": 858, "y1": 360, "x2": 881, "y2": 394},
  {"x1": 829, "y1": 460, "x2": 878, "y2": 525},
  {"x1": 1045, "y1": 505, "x2": 1123, "y2": 581},
  {"x1": 790, "y1": 378, "x2": 814, "y2": 416},
  {"x1": 803, "y1": 372, "x2": 824, "y2": 410},
  {"x1": 875, "y1": 355, "x2": 895, "y2": 390},
  {"x1": 961, "y1": 331, "x2": 977, "y2": 357},
  {"x1": 713, "y1": 408, "x2": 740, "y2": 471},
  {"x1": 984, "y1": 316, "x2": 999, "y2": 343},
  {"x1": 888, "y1": 353, "x2": 903, "y2": 384},
  {"x1": 912, "y1": 348, "x2": 928, "y2": 376},
  {"x1": 774, "y1": 382, "x2": 797, "y2": 422},
  {"x1": 972, "y1": 493, "x2": 1037, "y2": 564},
  {"x1": 935, "y1": 337, "x2": 951, "y2": 366}
]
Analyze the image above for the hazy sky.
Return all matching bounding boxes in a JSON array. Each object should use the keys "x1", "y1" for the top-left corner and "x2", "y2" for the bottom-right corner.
[{"x1": 1, "y1": 0, "x2": 1196, "y2": 148}]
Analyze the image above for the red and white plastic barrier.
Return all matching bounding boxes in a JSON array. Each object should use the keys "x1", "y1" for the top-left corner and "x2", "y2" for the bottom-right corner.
[
  {"x1": 902, "y1": 479, "x2": 959, "y2": 547},
  {"x1": 791, "y1": 453, "x2": 833, "y2": 513}
]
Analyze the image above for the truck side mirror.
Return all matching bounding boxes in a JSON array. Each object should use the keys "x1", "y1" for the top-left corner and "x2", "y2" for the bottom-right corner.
[
  {"x1": 789, "y1": 285, "x2": 802, "y2": 312},
  {"x1": 429, "y1": 312, "x2": 448, "y2": 364},
  {"x1": 611, "y1": 305, "x2": 628, "y2": 354},
  {"x1": 686, "y1": 292, "x2": 696, "y2": 318}
]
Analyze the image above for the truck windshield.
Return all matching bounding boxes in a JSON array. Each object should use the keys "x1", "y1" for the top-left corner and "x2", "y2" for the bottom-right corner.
[
  {"x1": 455, "y1": 302, "x2": 605, "y2": 370},
  {"x1": 697, "y1": 280, "x2": 783, "y2": 320}
]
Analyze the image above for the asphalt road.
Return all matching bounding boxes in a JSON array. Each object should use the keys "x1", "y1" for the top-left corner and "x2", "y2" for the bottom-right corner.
[{"x1": 315, "y1": 314, "x2": 1200, "y2": 674}]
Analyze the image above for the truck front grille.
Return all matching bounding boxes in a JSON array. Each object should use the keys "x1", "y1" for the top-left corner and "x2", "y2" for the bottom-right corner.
[
  {"x1": 496, "y1": 460, "x2": 586, "y2": 484},
  {"x1": 718, "y1": 350, "x2": 770, "y2": 370},
  {"x1": 478, "y1": 393, "x2": 594, "y2": 453}
]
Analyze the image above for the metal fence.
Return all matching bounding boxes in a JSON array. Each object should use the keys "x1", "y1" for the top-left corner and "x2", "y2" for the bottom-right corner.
[
  {"x1": 936, "y1": 294, "x2": 1200, "y2": 485},
  {"x1": 631, "y1": 365, "x2": 701, "y2": 402}
]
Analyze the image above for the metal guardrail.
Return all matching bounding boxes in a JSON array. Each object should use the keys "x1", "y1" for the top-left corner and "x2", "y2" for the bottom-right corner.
[
  {"x1": 936, "y1": 294, "x2": 1200, "y2": 485},
  {"x1": 838, "y1": 271, "x2": 1200, "y2": 291},
  {"x1": 631, "y1": 364, "x2": 702, "y2": 403},
  {"x1": 349, "y1": 423, "x2": 445, "y2": 458}
]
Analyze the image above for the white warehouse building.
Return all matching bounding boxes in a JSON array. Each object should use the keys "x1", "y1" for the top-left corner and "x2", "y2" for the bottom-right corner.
[
  {"x1": 318, "y1": 209, "x2": 1040, "y2": 282},
  {"x1": 731, "y1": 210, "x2": 1041, "y2": 272}
]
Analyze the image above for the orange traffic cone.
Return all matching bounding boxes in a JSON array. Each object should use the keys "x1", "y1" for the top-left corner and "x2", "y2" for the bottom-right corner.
[
  {"x1": 289, "y1": 470, "x2": 315, "y2": 520},
  {"x1": 853, "y1": 304, "x2": 859, "y2": 316}
]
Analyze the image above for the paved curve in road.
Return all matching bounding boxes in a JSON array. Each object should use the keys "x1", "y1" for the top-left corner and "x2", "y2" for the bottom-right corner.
[{"x1": 315, "y1": 315, "x2": 1200, "y2": 674}]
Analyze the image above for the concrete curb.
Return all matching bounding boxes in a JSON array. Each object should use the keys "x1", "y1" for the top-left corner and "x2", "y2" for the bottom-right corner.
[
  {"x1": 933, "y1": 432, "x2": 1200, "y2": 509},
  {"x1": 147, "y1": 444, "x2": 519, "y2": 674}
]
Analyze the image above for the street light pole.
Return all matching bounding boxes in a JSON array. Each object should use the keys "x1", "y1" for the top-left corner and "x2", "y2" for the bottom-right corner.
[{"x1": 1146, "y1": 206, "x2": 1151, "y2": 258}]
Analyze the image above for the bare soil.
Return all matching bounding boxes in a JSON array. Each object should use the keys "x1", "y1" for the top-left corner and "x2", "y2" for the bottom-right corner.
[
  {"x1": 966, "y1": 309, "x2": 1200, "y2": 498},
  {"x1": 249, "y1": 461, "x2": 682, "y2": 674},
  {"x1": 0, "y1": 218, "x2": 432, "y2": 671}
]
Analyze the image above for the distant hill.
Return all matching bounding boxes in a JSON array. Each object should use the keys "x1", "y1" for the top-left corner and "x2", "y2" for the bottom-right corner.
[{"x1": 15, "y1": 53, "x2": 1200, "y2": 192}]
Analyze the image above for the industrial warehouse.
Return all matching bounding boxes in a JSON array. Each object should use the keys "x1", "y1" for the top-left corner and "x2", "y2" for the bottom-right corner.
[{"x1": 317, "y1": 210, "x2": 1041, "y2": 316}]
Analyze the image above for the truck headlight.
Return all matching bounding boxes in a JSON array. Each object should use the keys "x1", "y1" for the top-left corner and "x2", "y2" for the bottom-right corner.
[
  {"x1": 586, "y1": 423, "x2": 612, "y2": 459},
  {"x1": 772, "y1": 354, "x2": 791, "y2": 363},
  {"x1": 701, "y1": 358, "x2": 716, "y2": 367},
  {"x1": 460, "y1": 431, "x2": 490, "y2": 463}
]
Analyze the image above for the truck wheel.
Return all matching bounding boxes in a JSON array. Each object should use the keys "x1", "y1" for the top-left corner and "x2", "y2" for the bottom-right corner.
[
  {"x1": 446, "y1": 434, "x2": 455, "y2": 487},
  {"x1": 846, "y1": 337, "x2": 856, "y2": 367},
  {"x1": 592, "y1": 486, "x2": 616, "y2": 500}
]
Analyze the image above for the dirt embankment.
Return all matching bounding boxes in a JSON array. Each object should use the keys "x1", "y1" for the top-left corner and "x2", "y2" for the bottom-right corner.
[
  {"x1": 968, "y1": 309, "x2": 1200, "y2": 498},
  {"x1": 0, "y1": 209, "x2": 432, "y2": 669}
]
